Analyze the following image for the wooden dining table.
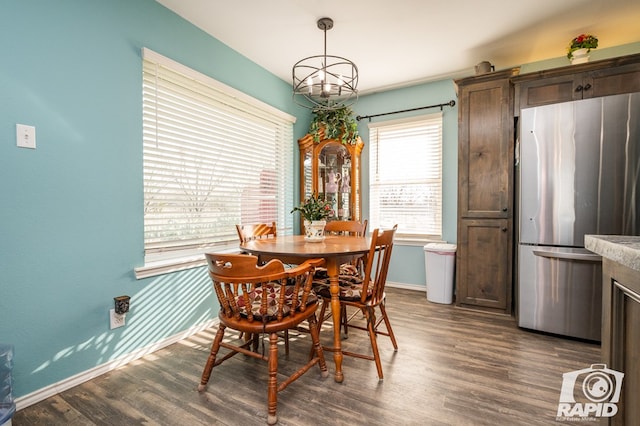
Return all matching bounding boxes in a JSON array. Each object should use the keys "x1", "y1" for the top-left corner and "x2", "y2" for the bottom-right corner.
[{"x1": 239, "y1": 234, "x2": 371, "y2": 383}]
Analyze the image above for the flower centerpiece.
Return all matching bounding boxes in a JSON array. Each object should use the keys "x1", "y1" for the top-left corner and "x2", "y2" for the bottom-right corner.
[
  {"x1": 291, "y1": 193, "x2": 333, "y2": 241},
  {"x1": 567, "y1": 34, "x2": 598, "y2": 63}
]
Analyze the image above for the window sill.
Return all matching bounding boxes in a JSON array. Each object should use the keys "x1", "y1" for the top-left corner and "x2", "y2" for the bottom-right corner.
[
  {"x1": 135, "y1": 249, "x2": 241, "y2": 279},
  {"x1": 394, "y1": 236, "x2": 446, "y2": 247}
]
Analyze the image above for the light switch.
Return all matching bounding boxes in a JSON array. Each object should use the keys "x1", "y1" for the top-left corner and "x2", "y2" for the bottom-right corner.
[{"x1": 16, "y1": 124, "x2": 36, "y2": 149}]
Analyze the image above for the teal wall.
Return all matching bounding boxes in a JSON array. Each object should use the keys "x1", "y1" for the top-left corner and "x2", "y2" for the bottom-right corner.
[
  {"x1": 0, "y1": 0, "x2": 310, "y2": 399},
  {"x1": 1, "y1": 0, "x2": 639, "y2": 403},
  {"x1": 352, "y1": 81, "x2": 459, "y2": 288}
]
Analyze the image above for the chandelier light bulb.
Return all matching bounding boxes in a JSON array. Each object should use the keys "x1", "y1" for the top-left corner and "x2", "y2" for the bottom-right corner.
[{"x1": 306, "y1": 76, "x2": 313, "y2": 94}]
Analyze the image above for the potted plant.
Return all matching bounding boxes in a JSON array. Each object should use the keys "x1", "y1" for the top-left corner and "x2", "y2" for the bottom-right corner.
[
  {"x1": 567, "y1": 34, "x2": 598, "y2": 63},
  {"x1": 291, "y1": 193, "x2": 333, "y2": 241},
  {"x1": 309, "y1": 106, "x2": 359, "y2": 145}
]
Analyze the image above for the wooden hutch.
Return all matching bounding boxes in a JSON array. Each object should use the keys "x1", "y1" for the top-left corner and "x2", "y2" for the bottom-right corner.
[{"x1": 297, "y1": 130, "x2": 364, "y2": 229}]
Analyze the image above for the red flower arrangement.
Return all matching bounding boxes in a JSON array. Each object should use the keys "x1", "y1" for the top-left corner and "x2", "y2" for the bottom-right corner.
[{"x1": 567, "y1": 34, "x2": 598, "y2": 59}]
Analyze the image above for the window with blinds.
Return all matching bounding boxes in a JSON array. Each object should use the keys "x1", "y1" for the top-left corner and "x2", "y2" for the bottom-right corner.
[
  {"x1": 368, "y1": 113, "x2": 443, "y2": 240},
  {"x1": 139, "y1": 48, "x2": 295, "y2": 272}
]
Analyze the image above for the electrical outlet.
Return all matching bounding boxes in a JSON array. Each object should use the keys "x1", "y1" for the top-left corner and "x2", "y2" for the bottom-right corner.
[{"x1": 109, "y1": 308, "x2": 126, "y2": 329}]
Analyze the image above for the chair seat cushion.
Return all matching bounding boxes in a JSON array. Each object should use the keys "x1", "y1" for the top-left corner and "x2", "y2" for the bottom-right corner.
[
  {"x1": 314, "y1": 263, "x2": 360, "y2": 280},
  {"x1": 312, "y1": 273, "x2": 371, "y2": 301},
  {"x1": 235, "y1": 285, "x2": 317, "y2": 320}
]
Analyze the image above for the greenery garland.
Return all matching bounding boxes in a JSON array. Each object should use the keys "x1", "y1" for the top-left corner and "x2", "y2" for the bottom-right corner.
[{"x1": 309, "y1": 106, "x2": 359, "y2": 145}]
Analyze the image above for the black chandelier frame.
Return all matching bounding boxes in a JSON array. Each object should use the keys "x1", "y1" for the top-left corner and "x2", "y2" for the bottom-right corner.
[{"x1": 292, "y1": 18, "x2": 358, "y2": 110}]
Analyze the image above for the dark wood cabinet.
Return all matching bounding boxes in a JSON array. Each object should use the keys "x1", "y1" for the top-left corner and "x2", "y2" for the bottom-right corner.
[
  {"x1": 455, "y1": 68, "x2": 519, "y2": 314},
  {"x1": 600, "y1": 263, "x2": 640, "y2": 426},
  {"x1": 456, "y1": 219, "x2": 511, "y2": 312},
  {"x1": 585, "y1": 236, "x2": 640, "y2": 426},
  {"x1": 514, "y1": 53, "x2": 640, "y2": 110}
]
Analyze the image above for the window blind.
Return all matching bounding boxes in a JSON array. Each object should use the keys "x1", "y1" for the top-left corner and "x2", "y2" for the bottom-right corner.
[
  {"x1": 369, "y1": 113, "x2": 443, "y2": 239},
  {"x1": 141, "y1": 48, "x2": 294, "y2": 266}
]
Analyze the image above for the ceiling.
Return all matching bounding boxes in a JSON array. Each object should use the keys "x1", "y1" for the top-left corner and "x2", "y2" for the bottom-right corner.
[{"x1": 156, "y1": 0, "x2": 640, "y2": 95}]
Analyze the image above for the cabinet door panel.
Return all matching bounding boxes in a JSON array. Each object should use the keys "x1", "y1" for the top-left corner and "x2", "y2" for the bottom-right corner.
[
  {"x1": 458, "y1": 80, "x2": 511, "y2": 218},
  {"x1": 589, "y1": 64, "x2": 640, "y2": 98},
  {"x1": 517, "y1": 75, "x2": 581, "y2": 109},
  {"x1": 456, "y1": 219, "x2": 511, "y2": 313}
]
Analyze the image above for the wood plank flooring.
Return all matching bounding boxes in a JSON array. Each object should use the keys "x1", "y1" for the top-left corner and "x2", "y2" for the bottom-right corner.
[{"x1": 14, "y1": 287, "x2": 600, "y2": 425}]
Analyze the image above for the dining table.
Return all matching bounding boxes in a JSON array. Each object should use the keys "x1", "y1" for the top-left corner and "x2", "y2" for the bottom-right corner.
[{"x1": 239, "y1": 234, "x2": 371, "y2": 383}]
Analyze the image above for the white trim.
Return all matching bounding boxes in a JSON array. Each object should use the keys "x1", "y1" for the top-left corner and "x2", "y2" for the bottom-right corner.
[
  {"x1": 141, "y1": 48, "x2": 296, "y2": 124},
  {"x1": 14, "y1": 282, "x2": 422, "y2": 412},
  {"x1": 134, "y1": 247, "x2": 242, "y2": 280},
  {"x1": 386, "y1": 281, "x2": 426, "y2": 291},
  {"x1": 135, "y1": 255, "x2": 207, "y2": 279},
  {"x1": 15, "y1": 318, "x2": 219, "y2": 411}
]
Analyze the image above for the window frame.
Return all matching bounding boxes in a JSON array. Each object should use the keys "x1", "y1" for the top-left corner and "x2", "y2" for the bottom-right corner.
[
  {"x1": 368, "y1": 112, "x2": 443, "y2": 244},
  {"x1": 135, "y1": 49, "x2": 295, "y2": 279}
]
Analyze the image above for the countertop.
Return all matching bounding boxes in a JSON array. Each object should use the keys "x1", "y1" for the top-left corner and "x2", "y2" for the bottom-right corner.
[{"x1": 584, "y1": 235, "x2": 640, "y2": 272}]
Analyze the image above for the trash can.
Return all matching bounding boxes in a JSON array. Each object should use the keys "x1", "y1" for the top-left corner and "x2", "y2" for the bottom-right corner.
[
  {"x1": 424, "y1": 243, "x2": 456, "y2": 304},
  {"x1": 0, "y1": 344, "x2": 15, "y2": 426}
]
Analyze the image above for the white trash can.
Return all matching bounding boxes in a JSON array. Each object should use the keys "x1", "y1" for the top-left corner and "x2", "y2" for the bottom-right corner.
[{"x1": 424, "y1": 243, "x2": 456, "y2": 304}]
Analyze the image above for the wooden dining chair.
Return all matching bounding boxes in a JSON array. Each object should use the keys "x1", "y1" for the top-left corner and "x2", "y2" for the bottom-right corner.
[
  {"x1": 315, "y1": 225, "x2": 398, "y2": 380},
  {"x1": 199, "y1": 254, "x2": 328, "y2": 425},
  {"x1": 315, "y1": 219, "x2": 369, "y2": 334},
  {"x1": 323, "y1": 219, "x2": 368, "y2": 236},
  {"x1": 236, "y1": 221, "x2": 302, "y2": 350},
  {"x1": 236, "y1": 222, "x2": 277, "y2": 243}
]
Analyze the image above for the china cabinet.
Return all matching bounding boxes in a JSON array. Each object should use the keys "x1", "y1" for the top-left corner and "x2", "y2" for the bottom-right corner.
[{"x1": 297, "y1": 131, "x2": 364, "y2": 229}]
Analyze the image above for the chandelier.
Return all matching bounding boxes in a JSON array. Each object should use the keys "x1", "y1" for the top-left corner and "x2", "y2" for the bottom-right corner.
[{"x1": 292, "y1": 17, "x2": 358, "y2": 111}]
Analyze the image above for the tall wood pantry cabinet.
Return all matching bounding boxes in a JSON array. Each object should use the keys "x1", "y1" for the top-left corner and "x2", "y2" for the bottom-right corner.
[
  {"x1": 297, "y1": 132, "x2": 364, "y2": 229},
  {"x1": 455, "y1": 68, "x2": 520, "y2": 315}
]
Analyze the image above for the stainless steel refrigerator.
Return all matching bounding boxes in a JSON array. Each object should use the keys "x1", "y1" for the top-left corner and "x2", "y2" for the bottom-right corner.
[{"x1": 517, "y1": 92, "x2": 640, "y2": 341}]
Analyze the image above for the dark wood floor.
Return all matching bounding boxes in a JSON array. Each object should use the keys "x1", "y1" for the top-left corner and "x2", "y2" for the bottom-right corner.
[{"x1": 14, "y1": 287, "x2": 600, "y2": 425}]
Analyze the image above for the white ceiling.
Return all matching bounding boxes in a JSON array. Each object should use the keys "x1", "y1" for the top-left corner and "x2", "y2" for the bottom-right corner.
[{"x1": 156, "y1": 0, "x2": 640, "y2": 94}]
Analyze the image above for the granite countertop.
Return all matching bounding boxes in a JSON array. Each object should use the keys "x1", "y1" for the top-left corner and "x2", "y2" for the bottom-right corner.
[{"x1": 585, "y1": 235, "x2": 640, "y2": 272}]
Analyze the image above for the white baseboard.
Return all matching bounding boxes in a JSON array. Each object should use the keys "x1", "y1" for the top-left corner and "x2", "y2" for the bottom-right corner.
[
  {"x1": 15, "y1": 318, "x2": 219, "y2": 411},
  {"x1": 15, "y1": 283, "x2": 422, "y2": 411},
  {"x1": 386, "y1": 281, "x2": 426, "y2": 292}
]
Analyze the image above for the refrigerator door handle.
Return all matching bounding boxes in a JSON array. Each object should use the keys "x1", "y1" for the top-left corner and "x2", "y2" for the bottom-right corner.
[{"x1": 532, "y1": 248, "x2": 602, "y2": 263}]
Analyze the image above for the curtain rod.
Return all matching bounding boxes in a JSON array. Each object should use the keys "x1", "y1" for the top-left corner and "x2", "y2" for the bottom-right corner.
[{"x1": 355, "y1": 100, "x2": 456, "y2": 122}]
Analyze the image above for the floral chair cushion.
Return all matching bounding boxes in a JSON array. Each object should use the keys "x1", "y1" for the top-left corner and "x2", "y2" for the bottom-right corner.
[
  {"x1": 235, "y1": 284, "x2": 318, "y2": 320},
  {"x1": 314, "y1": 264, "x2": 359, "y2": 279},
  {"x1": 312, "y1": 270, "x2": 371, "y2": 301}
]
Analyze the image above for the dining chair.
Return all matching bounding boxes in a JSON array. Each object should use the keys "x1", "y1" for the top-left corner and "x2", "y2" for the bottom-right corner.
[
  {"x1": 235, "y1": 222, "x2": 277, "y2": 340},
  {"x1": 236, "y1": 222, "x2": 277, "y2": 243},
  {"x1": 323, "y1": 219, "x2": 368, "y2": 236},
  {"x1": 199, "y1": 254, "x2": 328, "y2": 425},
  {"x1": 236, "y1": 221, "x2": 301, "y2": 350},
  {"x1": 316, "y1": 219, "x2": 368, "y2": 334},
  {"x1": 315, "y1": 225, "x2": 398, "y2": 380}
]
